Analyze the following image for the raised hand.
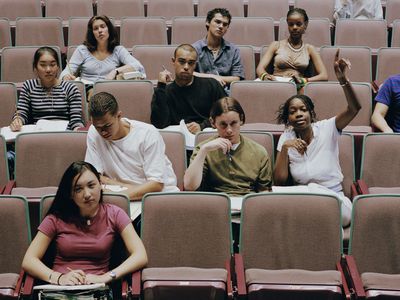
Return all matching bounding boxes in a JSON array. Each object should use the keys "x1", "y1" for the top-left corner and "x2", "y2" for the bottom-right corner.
[{"x1": 334, "y1": 49, "x2": 351, "y2": 84}]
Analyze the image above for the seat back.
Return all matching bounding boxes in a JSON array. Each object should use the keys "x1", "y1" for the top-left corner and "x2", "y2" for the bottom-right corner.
[
  {"x1": 392, "y1": 19, "x2": 400, "y2": 47},
  {"x1": 96, "y1": 0, "x2": 144, "y2": 19},
  {"x1": 0, "y1": 82, "x2": 17, "y2": 128},
  {"x1": 195, "y1": 131, "x2": 275, "y2": 164},
  {"x1": 15, "y1": 17, "x2": 64, "y2": 49},
  {"x1": 131, "y1": 45, "x2": 176, "y2": 81},
  {"x1": 230, "y1": 80, "x2": 297, "y2": 124},
  {"x1": 197, "y1": 0, "x2": 244, "y2": 17},
  {"x1": 350, "y1": 194, "x2": 400, "y2": 274},
  {"x1": 335, "y1": 19, "x2": 387, "y2": 49},
  {"x1": 67, "y1": 45, "x2": 78, "y2": 62},
  {"x1": 0, "y1": 0, "x2": 41, "y2": 23},
  {"x1": 147, "y1": 0, "x2": 194, "y2": 21},
  {"x1": 0, "y1": 135, "x2": 9, "y2": 188},
  {"x1": 141, "y1": 192, "x2": 232, "y2": 268},
  {"x1": 68, "y1": 17, "x2": 91, "y2": 46},
  {"x1": 0, "y1": 195, "x2": 31, "y2": 273},
  {"x1": 247, "y1": 0, "x2": 289, "y2": 20},
  {"x1": 0, "y1": 18, "x2": 11, "y2": 50},
  {"x1": 360, "y1": 133, "x2": 400, "y2": 188},
  {"x1": 70, "y1": 81, "x2": 88, "y2": 125},
  {"x1": 295, "y1": 0, "x2": 335, "y2": 23},
  {"x1": 14, "y1": 132, "x2": 88, "y2": 188},
  {"x1": 92, "y1": 80, "x2": 153, "y2": 124},
  {"x1": 338, "y1": 133, "x2": 355, "y2": 199},
  {"x1": 1, "y1": 46, "x2": 62, "y2": 83},
  {"x1": 279, "y1": 17, "x2": 331, "y2": 48},
  {"x1": 386, "y1": 0, "x2": 400, "y2": 27},
  {"x1": 159, "y1": 131, "x2": 186, "y2": 191},
  {"x1": 224, "y1": 17, "x2": 274, "y2": 49},
  {"x1": 319, "y1": 46, "x2": 372, "y2": 83},
  {"x1": 120, "y1": 17, "x2": 167, "y2": 51},
  {"x1": 237, "y1": 45, "x2": 255, "y2": 80},
  {"x1": 171, "y1": 17, "x2": 205, "y2": 45},
  {"x1": 375, "y1": 47, "x2": 400, "y2": 86},
  {"x1": 304, "y1": 82, "x2": 372, "y2": 128},
  {"x1": 45, "y1": 0, "x2": 93, "y2": 20},
  {"x1": 240, "y1": 193, "x2": 342, "y2": 270}
]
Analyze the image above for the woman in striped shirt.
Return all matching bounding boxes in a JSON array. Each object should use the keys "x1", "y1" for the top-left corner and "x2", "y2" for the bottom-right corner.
[{"x1": 10, "y1": 46, "x2": 84, "y2": 131}]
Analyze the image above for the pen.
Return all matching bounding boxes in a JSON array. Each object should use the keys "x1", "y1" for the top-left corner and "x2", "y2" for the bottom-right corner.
[
  {"x1": 67, "y1": 60, "x2": 73, "y2": 76},
  {"x1": 227, "y1": 150, "x2": 232, "y2": 162}
]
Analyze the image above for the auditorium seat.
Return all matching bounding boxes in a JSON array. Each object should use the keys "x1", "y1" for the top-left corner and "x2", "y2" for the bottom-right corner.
[
  {"x1": 279, "y1": 17, "x2": 332, "y2": 49},
  {"x1": 15, "y1": 17, "x2": 64, "y2": 52},
  {"x1": 391, "y1": 19, "x2": 400, "y2": 46},
  {"x1": 319, "y1": 46, "x2": 372, "y2": 83},
  {"x1": 235, "y1": 193, "x2": 350, "y2": 299},
  {"x1": 45, "y1": 0, "x2": 93, "y2": 25},
  {"x1": 342, "y1": 194, "x2": 400, "y2": 298},
  {"x1": 0, "y1": 0, "x2": 41, "y2": 26},
  {"x1": 140, "y1": 192, "x2": 233, "y2": 299},
  {"x1": 375, "y1": 47, "x2": 400, "y2": 86},
  {"x1": 304, "y1": 82, "x2": 372, "y2": 133},
  {"x1": 146, "y1": 0, "x2": 194, "y2": 23},
  {"x1": 197, "y1": 0, "x2": 244, "y2": 17},
  {"x1": 0, "y1": 82, "x2": 17, "y2": 128},
  {"x1": 96, "y1": 0, "x2": 144, "y2": 20},
  {"x1": 171, "y1": 17, "x2": 208, "y2": 45},
  {"x1": 0, "y1": 195, "x2": 31, "y2": 299},
  {"x1": 385, "y1": 0, "x2": 400, "y2": 27},
  {"x1": 93, "y1": 80, "x2": 154, "y2": 124},
  {"x1": 0, "y1": 135, "x2": 9, "y2": 191},
  {"x1": 237, "y1": 45, "x2": 256, "y2": 80},
  {"x1": 67, "y1": 17, "x2": 91, "y2": 47},
  {"x1": 0, "y1": 18, "x2": 11, "y2": 53},
  {"x1": 295, "y1": 0, "x2": 335, "y2": 23},
  {"x1": 70, "y1": 81, "x2": 88, "y2": 126},
  {"x1": 120, "y1": 17, "x2": 167, "y2": 51},
  {"x1": 247, "y1": 0, "x2": 289, "y2": 22}
]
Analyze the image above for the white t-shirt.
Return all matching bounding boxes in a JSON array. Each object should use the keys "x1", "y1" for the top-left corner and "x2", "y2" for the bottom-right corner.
[
  {"x1": 334, "y1": 0, "x2": 383, "y2": 20},
  {"x1": 277, "y1": 117, "x2": 344, "y2": 192},
  {"x1": 85, "y1": 118, "x2": 178, "y2": 192}
]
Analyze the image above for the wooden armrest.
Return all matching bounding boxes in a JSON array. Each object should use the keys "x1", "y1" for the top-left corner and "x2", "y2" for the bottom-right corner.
[
  {"x1": 341, "y1": 255, "x2": 366, "y2": 299},
  {"x1": 225, "y1": 256, "x2": 233, "y2": 298},
  {"x1": 21, "y1": 273, "x2": 35, "y2": 297},
  {"x1": 121, "y1": 275, "x2": 129, "y2": 300},
  {"x1": 234, "y1": 254, "x2": 247, "y2": 298},
  {"x1": 371, "y1": 80, "x2": 379, "y2": 94},
  {"x1": 130, "y1": 269, "x2": 141, "y2": 299},
  {"x1": 350, "y1": 182, "x2": 359, "y2": 199},
  {"x1": 0, "y1": 185, "x2": 4, "y2": 194},
  {"x1": 336, "y1": 260, "x2": 352, "y2": 300},
  {"x1": 13, "y1": 269, "x2": 26, "y2": 298},
  {"x1": 3, "y1": 180, "x2": 16, "y2": 195},
  {"x1": 356, "y1": 179, "x2": 370, "y2": 195}
]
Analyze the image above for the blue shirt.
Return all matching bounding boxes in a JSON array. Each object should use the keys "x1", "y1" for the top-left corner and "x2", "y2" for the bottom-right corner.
[
  {"x1": 192, "y1": 38, "x2": 245, "y2": 80},
  {"x1": 375, "y1": 74, "x2": 400, "y2": 132}
]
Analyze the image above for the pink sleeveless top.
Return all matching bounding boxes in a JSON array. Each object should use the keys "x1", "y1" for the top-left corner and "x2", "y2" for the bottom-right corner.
[{"x1": 273, "y1": 39, "x2": 310, "y2": 78}]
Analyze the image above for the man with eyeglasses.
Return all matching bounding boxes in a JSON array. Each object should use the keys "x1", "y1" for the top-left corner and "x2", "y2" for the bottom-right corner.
[
  {"x1": 85, "y1": 91, "x2": 179, "y2": 201},
  {"x1": 192, "y1": 8, "x2": 244, "y2": 89},
  {"x1": 151, "y1": 44, "x2": 226, "y2": 134}
]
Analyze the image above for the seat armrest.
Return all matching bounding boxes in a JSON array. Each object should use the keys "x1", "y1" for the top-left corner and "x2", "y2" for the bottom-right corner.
[
  {"x1": 130, "y1": 269, "x2": 141, "y2": 299},
  {"x1": 13, "y1": 269, "x2": 26, "y2": 298},
  {"x1": 0, "y1": 185, "x2": 4, "y2": 194},
  {"x1": 3, "y1": 180, "x2": 16, "y2": 194},
  {"x1": 121, "y1": 275, "x2": 129, "y2": 300},
  {"x1": 341, "y1": 255, "x2": 366, "y2": 299},
  {"x1": 356, "y1": 179, "x2": 370, "y2": 195},
  {"x1": 336, "y1": 259, "x2": 352, "y2": 299},
  {"x1": 225, "y1": 256, "x2": 233, "y2": 298},
  {"x1": 371, "y1": 80, "x2": 379, "y2": 94},
  {"x1": 21, "y1": 273, "x2": 35, "y2": 297},
  {"x1": 350, "y1": 182, "x2": 359, "y2": 199},
  {"x1": 234, "y1": 254, "x2": 247, "y2": 298}
]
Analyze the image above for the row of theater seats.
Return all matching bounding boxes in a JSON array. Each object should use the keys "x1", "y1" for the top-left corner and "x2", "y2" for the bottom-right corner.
[
  {"x1": 1, "y1": 16, "x2": 400, "y2": 51},
  {"x1": 0, "y1": 0, "x2": 398, "y2": 24},
  {"x1": 1, "y1": 44, "x2": 400, "y2": 85},
  {"x1": 2, "y1": 192, "x2": 400, "y2": 299}
]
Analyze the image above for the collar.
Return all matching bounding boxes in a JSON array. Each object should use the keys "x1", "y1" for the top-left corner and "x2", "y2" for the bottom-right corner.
[{"x1": 199, "y1": 37, "x2": 230, "y2": 51}]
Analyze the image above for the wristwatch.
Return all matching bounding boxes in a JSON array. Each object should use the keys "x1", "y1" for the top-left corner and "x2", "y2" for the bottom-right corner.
[{"x1": 109, "y1": 271, "x2": 117, "y2": 280}]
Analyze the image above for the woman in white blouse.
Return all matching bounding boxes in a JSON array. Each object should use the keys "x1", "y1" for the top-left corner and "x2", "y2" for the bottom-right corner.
[{"x1": 61, "y1": 15, "x2": 146, "y2": 83}]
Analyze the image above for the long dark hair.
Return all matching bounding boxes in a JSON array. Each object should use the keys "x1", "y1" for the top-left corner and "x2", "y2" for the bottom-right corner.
[
  {"x1": 84, "y1": 15, "x2": 119, "y2": 53},
  {"x1": 276, "y1": 94, "x2": 317, "y2": 126},
  {"x1": 47, "y1": 161, "x2": 103, "y2": 228},
  {"x1": 32, "y1": 46, "x2": 59, "y2": 70}
]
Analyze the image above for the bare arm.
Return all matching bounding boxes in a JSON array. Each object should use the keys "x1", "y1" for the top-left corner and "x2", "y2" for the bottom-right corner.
[
  {"x1": 101, "y1": 176, "x2": 163, "y2": 201},
  {"x1": 307, "y1": 45, "x2": 328, "y2": 82},
  {"x1": 333, "y1": 49, "x2": 362, "y2": 131},
  {"x1": 256, "y1": 42, "x2": 279, "y2": 79},
  {"x1": 371, "y1": 102, "x2": 393, "y2": 133},
  {"x1": 184, "y1": 138, "x2": 232, "y2": 191},
  {"x1": 85, "y1": 223, "x2": 147, "y2": 284}
]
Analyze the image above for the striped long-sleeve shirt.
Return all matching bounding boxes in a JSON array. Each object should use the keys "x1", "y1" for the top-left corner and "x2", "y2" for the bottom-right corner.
[{"x1": 14, "y1": 79, "x2": 84, "y2": 130}]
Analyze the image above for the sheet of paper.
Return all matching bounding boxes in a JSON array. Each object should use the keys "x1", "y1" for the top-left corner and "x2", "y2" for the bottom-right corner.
[
  {"x1": 102, "y1": 184, "x2": 128, "y2": 192},
  {"x1": 34, "y1": 283, "x2": 105, "y2": 291},
  {"x1": 130, "y1": 201, "x2": 142, "y2": 221},
  {"x1": 1, "y1": 120, "x2": 68, "y2": 142}
]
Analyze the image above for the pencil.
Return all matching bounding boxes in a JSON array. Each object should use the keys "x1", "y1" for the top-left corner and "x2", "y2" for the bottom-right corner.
[{"x1": 67, "y1": 60, "x2": 73, "y2": 75}]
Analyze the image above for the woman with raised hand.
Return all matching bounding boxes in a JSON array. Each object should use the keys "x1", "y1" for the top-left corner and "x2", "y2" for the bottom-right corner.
[
  {"x1": 273, "y1": 50, "x2": 361, "y2": 226},
  {"x1": 10, "y1": 46, "x2": 83, "y2": 132},
  {"x1": 60, "y1": 15, "x2": 145, "y2": 83},
  {"x1": 22, "y1": 161, "x2": 147, "y2": 294},
  {"x1": 256, "y1": 8, "x2": 328, "y2": 91}
]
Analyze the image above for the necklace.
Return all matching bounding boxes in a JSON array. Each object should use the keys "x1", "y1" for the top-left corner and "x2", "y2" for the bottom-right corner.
[
  {"x1": 208, "y1": 46, "x2": 220, "y2": 59},
  {"x1": 288, "y1": 39, "x2": 303, "y2": 51}
]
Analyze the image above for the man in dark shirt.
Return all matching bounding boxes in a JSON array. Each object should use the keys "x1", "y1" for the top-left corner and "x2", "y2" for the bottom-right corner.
[{"x1": 151, "y1": 44, "x2": 226, "y2": 134}]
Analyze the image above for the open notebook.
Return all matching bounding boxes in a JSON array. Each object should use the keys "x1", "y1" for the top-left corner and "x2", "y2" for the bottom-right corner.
[{"x1": 1, "y1": 120, "x2": 69, "y2": 142}]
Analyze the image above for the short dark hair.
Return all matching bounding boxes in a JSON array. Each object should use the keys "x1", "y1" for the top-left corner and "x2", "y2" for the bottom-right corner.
[
  {"x1": 47, "y1": 161, "x2": 102, "y2": 229},
  {"x1": 287, "y1": 7, "x2": 309, "y2": 25},
  {"x1": 277, "y1": 94, "x2": 317, "y2": 126},
  {"x1": 210, "y1": 97, "x2": 246, "y2": 124},
  {"x1": 33, "y1": 46, "x2": 59, "y2": 70},
  {"x1": 206, "y1": 8, "x2": 232, "y2": 30},
  {"x1": 84, "y1": 15, "x2": 119, "y2": 53},
  {"x1": 174, "y1": 44, "x2": 198, "y2": 59},
  {"x1": 89, "y1": 92, "x2": 119, "y2": 118}
]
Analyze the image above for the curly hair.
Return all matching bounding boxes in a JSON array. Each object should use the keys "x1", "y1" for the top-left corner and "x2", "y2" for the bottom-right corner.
[
  {"x1": 276, "y1": 94, "x2": 317, "y2": 126},
  {"x1": 84, "y1": 15, "x2": 119, "y2": 53}
]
